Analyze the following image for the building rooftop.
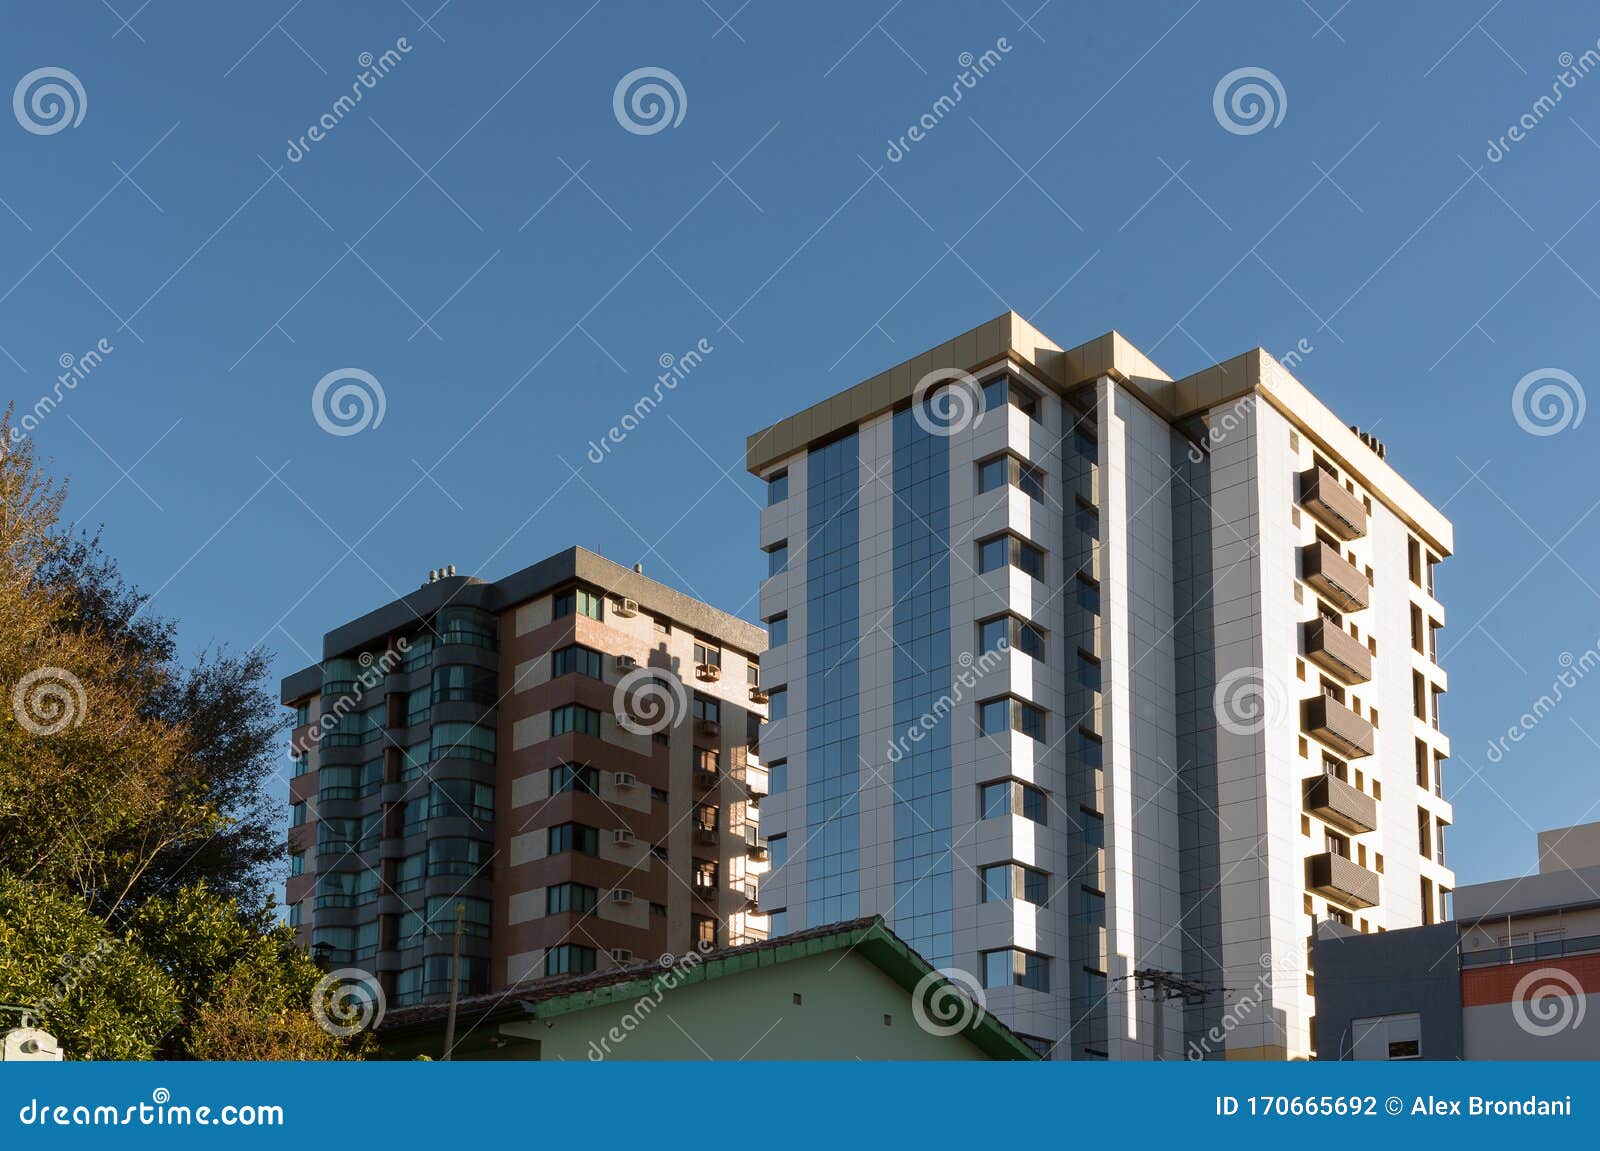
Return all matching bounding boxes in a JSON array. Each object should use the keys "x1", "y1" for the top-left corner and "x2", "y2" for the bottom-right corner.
[
  {"x1": 744, "y1": 311, "x2": 1452, "y2": 556},
  {"x1": 281, "y1": 545, "x2": 765, "y2": 703},
  {"x1": 377, "y1": 915, "x2": 1039, "y2": 1061}
]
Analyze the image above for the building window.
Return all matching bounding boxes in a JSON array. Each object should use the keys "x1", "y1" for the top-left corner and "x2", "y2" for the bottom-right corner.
[
  {"x1": 423, "y1": 955, "x2": 488, "y2": 998},
  {"x1": 547, "y1": 882, "x2": 599, "y2": 915},
  {"x1": 430, "y1": 721, "x2": 496, "y2": 764},
  {"x1": 394, "y1": 967, "x2": 423, "y2": 1006},
  {"x1": 980, "y1": 863, "x2": 1049, "y2": 905},
  {"x1": 977, "y1": 533, "x2": 1045, "y2": 580},
  {"x1": 437, "y1": 606, "x2": 498, "y2": 651},
  {"x1": 654, "y1": 616, "x2": 672, "y2": 635},
  {"x1": 551, "y1": 762, "x2": 599, "y2": 794},
  {"x1": 693, "y1": 641, "x2": 722, "y2": 668},
  {"x1": 548, "y1": 822, "x2": 600, "y2": 856},
  {"x1": 545, "y1": 945, "x2": 597, "y2": 977},
  {"x1": 767, "y1": 614, "x2": 788, "y2": 647},
  {"x1": 551, "y1": 644, "x2": 604, "y2": 680},
  {"x1": 766, "y1": 541, "x2": 788, "y2": 577},
  {"x1": 552, "y1": 703, "x2": 602, "y2": 737},
  {"x1": 768, "y1": 834, "x2": 789, "y2": 870},
  {"x1": 978, "y1": 614, "x2": 1045, "y2": 658},
  {"x1": 554, "y1": 587, "x2": 604, "y2": 620},
  {"x1": 979, "y1": 779, "x2": 1047, "y2": 824},
  {"x1": 978, "y1": 454, "x2": 1045, "y2": 501},
  {"x1": 432, "y1": 664, "x2": 497, "y2": 705},
  {"x1": 1350, "y1": 1012, "x2": 1421, "y2": 1060},
  {"x1": 294, "y1": 702, "x2": 312, "y2": 728},
  {"x1": 767, "y1": 686, "x2": 788, "y2": 722},
  {"x1": 982, "y1": 948, "x2": 1050, "y2": 992},
  {"x1": 766, "y1": 908, "x2": 787, "y2": 937},
  {"x1": 768, "y1": 759, "x2": 788, "y2": 795},
  {"x1": 426, "y1": 837, "x2": 490, "y2": 877},
  {"x1": 290, "y1": 801, "x2": 307, "y2": 827},
  {"x1": 395, "y1": 853, "x2": 425, "y2": 893},
  {"x1": 692, "y1": 695, "x2": 721, "y2": 725},
  {"x1": 429, "y1": 779, "x2": 494, "y2": 822},
  {"x1": 982, "y1": 375, "x2": 1042, "y2": 421},
  {"x1": 979, "y1": 697, "x2": 1046, "y2": 740},
  {"x1": 289, "y1": 851, "x2": 305, "y2": 877},
  {"x1": 767, "y1": 469, "x2": 789, "y2": 505}
]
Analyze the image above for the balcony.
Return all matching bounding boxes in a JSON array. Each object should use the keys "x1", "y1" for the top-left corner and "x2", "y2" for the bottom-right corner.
[
  {"x1": 1303, "y1": 693, "x2": 1375, "y2": 759},
  {"x1": 1303, "y1": 617, "x2": 1372, "y2": 685},
  {"x1": 1301, "y1": 541, "x2": 1369, "y2": 612},
  {"x1": 1306, "y1": 851, "x2": 1380, "y2": 909},
  {"x1": 1299, "y1": 466, "x2": 1368, "y2": 540},
  {"x1": 1304, "y1": 773, "x2": 1377, "y2": 835}
]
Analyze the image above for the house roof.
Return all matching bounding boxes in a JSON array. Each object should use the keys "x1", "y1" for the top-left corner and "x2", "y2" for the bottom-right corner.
[{"x1": 378, "y1": 915, "x2": 1039, "y2": 1061}]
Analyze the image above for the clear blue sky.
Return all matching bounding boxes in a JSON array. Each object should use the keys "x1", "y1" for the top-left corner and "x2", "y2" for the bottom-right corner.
[{"x1": 5, "y1": 1, "x2": 1598, "y2": 888}]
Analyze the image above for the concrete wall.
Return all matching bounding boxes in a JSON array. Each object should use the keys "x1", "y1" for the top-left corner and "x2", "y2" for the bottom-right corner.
[{"x1": 1313, "y1": 923, "x2": 1463, "y2": 1059}]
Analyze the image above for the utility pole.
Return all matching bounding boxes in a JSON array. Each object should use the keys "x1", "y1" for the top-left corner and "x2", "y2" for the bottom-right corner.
[
  {"x1": 1128, "y1": 969, "x2": 1222, "y2": 1061},
  {"x1": 442, "y1": 903, "x2": 465, "y2": 1061}
]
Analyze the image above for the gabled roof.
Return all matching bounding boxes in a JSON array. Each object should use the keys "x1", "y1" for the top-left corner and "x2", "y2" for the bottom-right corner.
[{"x1": 379, "y1": 915, "x2": 1039, "y2": 1061}]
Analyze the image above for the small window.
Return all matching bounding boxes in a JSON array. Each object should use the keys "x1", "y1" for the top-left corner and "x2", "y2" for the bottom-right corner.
[
  {"x1": 766, "y1": 541, "x2": 788, "y2": 577},
  {"x1": 551, "y1": 644, "x2": 604, "y2": 680},
  {"x1": 980, "y1": 779, "x2": 1047, "y2": 824},
  {"x1": 767, "y1": 614, "x2": 789, "y2": 647},
  {"x1": 981, "y1": 948, "x2": 1050, "y2": 991},
  {"x1": 980, "y1": 697, "x2": 1046, "y2": 740},
  {"x1": 693, "y1": 641, "x2": 722, "y2": 668},
  {"x1": 982, "y1": 375, "x2": 1042, "y2": 422},
  {"x1": 552, "y1": 703, "x2": 602, "y2": 737},
  {"x1": 767, "y1": 687, "x2": 788, "y2": 721},
  {"x1": 551, "y1": 762, "x2": 599, "y2": 794},
  {"x1": 767, "y1": 470, "x2": 789, "y2": 505},
  {"x1": 768, "y1": 759, "x2": 788, "y2": 795},
  {"x1": 554, "y1": 587, "x2": 604, "y2": 620},
  {"x1": 977, "y1": 533, "x2": 1045, "y2": 579}
]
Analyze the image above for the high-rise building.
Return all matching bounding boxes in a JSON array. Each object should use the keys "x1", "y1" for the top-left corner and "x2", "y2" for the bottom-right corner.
[
  {"x1": 745, "y1": 312, "x2": 1455, "y2": 1060},
  {"x1": 281, "y1": 547, "x2": 770, "y2": 1007}
]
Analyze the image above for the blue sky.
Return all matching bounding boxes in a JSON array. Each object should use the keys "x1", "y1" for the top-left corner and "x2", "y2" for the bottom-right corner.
[{"x1": 4, "y1": 1, "x2": 1599, "y2": 888}]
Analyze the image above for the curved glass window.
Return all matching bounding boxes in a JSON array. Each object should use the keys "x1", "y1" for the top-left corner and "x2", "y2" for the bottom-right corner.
[
  {"x1": 401, "y1": 740, "x2": 430, "y2": 781},
  {"x1": 394, "y1": 967, "x2": 423, "y2": 1006},
  {"x1": 432, "y1": 664, "x2": 497, "y2": 705},
  {"x1": 395, "y1": 852, "x2": 425, "y2": 893},
  {"x1": 321, "y1": 706, "x2": 365, "y2": 747},
  {"x1": 401, "y1": 633, "x2": 433, "y2": 672},
  {"x1": 429, "y1": 779, "x2": 494, "y2": 822},
  {"x1": 431, "y1": 722, "x2": 495, "y2": 764},
  {"x1": 424, "y1": 955, "x2": 488, "y2": 998},
  {"x1": 427, "y1": 837, "x2": 491, "y2": 877},
  {"x1": 321, "y1": 657, "x2": 361, "y2": 695},
  {"x1": 437, "y1": 607, "x2": 497, "y2": 651},
  {"x1": 319, "y1": 765, "x2": 359, "y2": 801},
  {"x1": 426, "y1": 895, "x2": 491, "y2": 938}
]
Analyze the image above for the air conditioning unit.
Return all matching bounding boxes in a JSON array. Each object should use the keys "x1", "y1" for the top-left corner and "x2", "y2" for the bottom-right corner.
[
  {"x1": 612, "y1": 771, "x2": 639, "y2": 789},
  {"x1": 610, "y1": 889, "x2": 635, "y2": 904},
  {"x1": 616, "y1": 653, "x2": 638, "y2": 670},
  {"x1": 615, "y1": 598, "x2": 639, "y2": 617},
  {"x1": 749, "y1": 686, "x2": 770, "y2": 705},
  {"x1": 610, "y1": 948, "x2": 633, "y2": 963},
  {"x1": 695, "y1": 662, "x2": 722, "y2": 682},
  {"x1": 612, "y1": 828, "x2": 637, "y2": 846}
]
